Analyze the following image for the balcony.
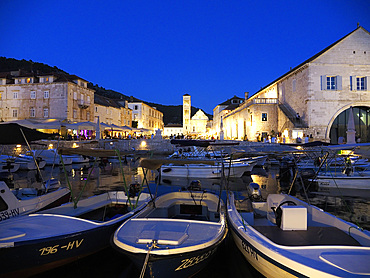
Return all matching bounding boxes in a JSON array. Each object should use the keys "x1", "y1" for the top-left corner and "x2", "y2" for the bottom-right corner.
[
  {"x1": 77, "y1": 99, "x2": 90, "y2": 109},
  {"x1": 246, "y1": 98, "x2": 278, "y2": 105}
]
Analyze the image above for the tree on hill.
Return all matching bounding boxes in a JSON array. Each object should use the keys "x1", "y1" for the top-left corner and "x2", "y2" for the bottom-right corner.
[
  {"x1": 0, "y1": 57, "x2": 67, "y2": 74},
  {"x1": 0, "y1": 57, "x2": 212, "y2": 125}
]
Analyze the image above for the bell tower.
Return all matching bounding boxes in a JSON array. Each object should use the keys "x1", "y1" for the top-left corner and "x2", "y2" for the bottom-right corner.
[{"x1": 183, "y1": 94, "x2": 191, "y2": 135}]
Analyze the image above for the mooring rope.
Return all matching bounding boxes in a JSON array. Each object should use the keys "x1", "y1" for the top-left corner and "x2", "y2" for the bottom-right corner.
[{"x1": 139, "y1": 240, "x2": 158, "y2": 278}]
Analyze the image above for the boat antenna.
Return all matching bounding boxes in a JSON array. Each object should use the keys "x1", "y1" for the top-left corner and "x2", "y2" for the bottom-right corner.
[
  {"x1": 139, "y1": 151, "x2": 156, "y2": 207},
  {"x1": 218, "y1": 152, "x2": 232, "y2": 212},
  {"x1": 115, "y1": 149, "x2": 134, "y2": 209},
  {"x1": 288, "y1": 155, "x2": 310, "y2": 203},
  {"x1": 304, "y1": 150, "x2": 330, "y2": 192},
  {"x1": 20, "y1": 128, "x2": 45, "y2": 185}
]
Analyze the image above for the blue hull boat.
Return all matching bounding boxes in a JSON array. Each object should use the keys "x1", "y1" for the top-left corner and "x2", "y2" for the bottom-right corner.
[
  {"x1": 0, "y1": 191, "x2": 151, "y2": 277},
  {"x1": 227, "y1": 191, "x2": 370, "y2": 277},
  {"x1": 113, "y1": 189, "x2": 227, "y2": 278}
]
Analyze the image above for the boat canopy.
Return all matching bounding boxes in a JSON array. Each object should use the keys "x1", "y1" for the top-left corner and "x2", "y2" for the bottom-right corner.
[{"x1": 0, "y1": 123, "x2": 55, "y2": 145}]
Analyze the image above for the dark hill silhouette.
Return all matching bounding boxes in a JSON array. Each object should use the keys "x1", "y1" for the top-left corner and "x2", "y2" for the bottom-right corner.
[{"x1": 0, "y1": 57, "x2": 212, "y2": 124}]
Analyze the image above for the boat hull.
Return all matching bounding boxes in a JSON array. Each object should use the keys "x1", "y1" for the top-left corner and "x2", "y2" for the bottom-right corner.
[
  {"x1": 17, "y1": 159, "x2": 47, "y2": 170},
  {"x1": 1, "y1": 222, "x2": 123, "y2": 277},
  {"x1": 0, "y1": 192, "x2": 151, "y2": 277},
  {"x1": 160, "y1": 163, "x2": 248, "y2": 178},
  {"x1": 227, "y1": 193, "x2": 370, "y2": 278},
  {"x1": 313, "y1": 176, "x2": 370, "y2": 189},
  {"x1": 117, "y1": 236, "x2": 224, "y2": 278},
  {"x1": 228, "y1": 223, "x2": 304, "y2": 278},
  {"x1": 1, "y1": 184, "x2": 71, "y2": 222},
  {"x1": 113, "y1": 190, "x2": 228, "y2": 278}
]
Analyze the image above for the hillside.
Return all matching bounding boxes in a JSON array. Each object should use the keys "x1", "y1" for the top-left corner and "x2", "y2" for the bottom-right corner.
[{"x1": 0, "y1": 57, "x2": 212, "y2": 124}]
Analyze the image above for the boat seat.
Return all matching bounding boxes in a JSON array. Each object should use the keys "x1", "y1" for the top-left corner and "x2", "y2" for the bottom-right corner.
[
  {"x1": 266, "y1": 194, "x2": 287, "y2": 225},
  {"x1": 252, "y1": 226, "x2": 361, "y2": 246},
  {"x1": 280, "y1": 206, "x2": 307, "y2": 231}
]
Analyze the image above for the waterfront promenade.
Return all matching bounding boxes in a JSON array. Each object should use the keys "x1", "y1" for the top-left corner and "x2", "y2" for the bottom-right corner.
[{"x1": 1, "y1": 138, "x2": 299, "y2": 158}]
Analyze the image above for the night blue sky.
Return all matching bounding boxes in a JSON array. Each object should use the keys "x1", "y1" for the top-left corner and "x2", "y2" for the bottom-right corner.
[{"x1": 1, "y1": 0, "x2": 369, "y2": 114}]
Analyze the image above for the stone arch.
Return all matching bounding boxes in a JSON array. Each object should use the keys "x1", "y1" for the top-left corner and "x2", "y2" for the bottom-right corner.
[{"x1": 326, "y1": 103, "x2": 370, "y2": 143}]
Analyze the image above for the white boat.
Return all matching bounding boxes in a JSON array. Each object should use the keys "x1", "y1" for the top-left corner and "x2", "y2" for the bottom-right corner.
[
  {"x1": 227, "y1": 191, "x2": 370, "y2": 278},
  {"x1": 31, "y1": 149, "x2": 73, "y2": 165},
  {"x1": 0, "y1": 189, "x2": 152, "y2": 277},
  {"x1": 13, "y1": 155, "x2": 47, "y2": 170},
  {"x1": 113, "y1": 187, "x2": 227, "y2": 278},
  {"x1": 160, "y1": 161, "x2": 250, "y2": 178},
  {"x1": 0, "y1": 154, "x2": 47, "y2": 171},
  {"x1": 0, "y1": 180, "x2": 70, "y2": 222},
  {"x1": 310, "y1": 172, "x2": 370, "y2": 190},
  {"x1": 63, "y1": 154, "x2": 90, "y2": 164}
]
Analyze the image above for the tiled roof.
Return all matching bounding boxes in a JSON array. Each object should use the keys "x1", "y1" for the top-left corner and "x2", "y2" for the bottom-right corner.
[
  {"x1": 0, "y1": 70, "x2": 88, "y2": 83},
  {"x1": 94, "y1": 94, "x2": 122, "y2": 108},
  {"x1": 219, "y1": 95, "x2": 244, "y2": 106}
]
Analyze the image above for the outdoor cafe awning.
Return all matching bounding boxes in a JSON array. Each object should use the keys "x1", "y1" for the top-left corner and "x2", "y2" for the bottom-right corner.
[
  {"x1": 65, "y1": 121, "x2": 96, "y2": 130},
  {"x1": 99, "y1": 123, "x2": 132, "y2": 131}
]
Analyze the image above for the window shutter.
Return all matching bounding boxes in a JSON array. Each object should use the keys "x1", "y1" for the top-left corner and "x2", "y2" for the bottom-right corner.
[
  {"x1": 321, "y1": 75, "x2": 326, "y2": 90},
  {"x1": 366, "y1": 76, "x2": 369, "y2": 91},
  {"x1": 350, "y1": 76, "x2": 355, "y2": 90},
  {"x1": 336, "y1": 76, "x2": 342, "y2": 90}
]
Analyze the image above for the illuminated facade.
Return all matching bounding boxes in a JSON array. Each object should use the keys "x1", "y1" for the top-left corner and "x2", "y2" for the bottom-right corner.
[
  {"x1": 221, "y1": 26, "x2": 370, "y2": 143},
  {"x1": 163, "y1": 123, "x2": 183, "y2": 138},
  {"x1": 183, "y1": 94, "x2": 191, "y2": 134},
  {"x1": 212, "y1": 95, "x2": 245, "y2": 139},
  {"x1": 182, "y1": 94, "x2": 209, "y2": 137},
  {"x1": 0, "y1": 71, "x2": 94, "y2": 122},
  {"x1": 94, "y1": 95, "x2": 132, "y2": 127},
  {"x1": 128, "y1": 101, "x2": 163, "y2": 132}
]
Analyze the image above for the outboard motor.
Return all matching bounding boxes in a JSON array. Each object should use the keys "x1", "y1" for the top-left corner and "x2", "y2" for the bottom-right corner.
[
  {"x1": 248, "y1": 182, "x2": 262, "y2": 201},
  {"x1": 129, "y1": 183, "x2": 141, "y2": 197},
  {"x1": 187, "y1": 180, "x2": 202, "y2": 191}
]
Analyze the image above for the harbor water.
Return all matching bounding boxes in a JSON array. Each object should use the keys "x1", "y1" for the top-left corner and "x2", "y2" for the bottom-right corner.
[{"x1": 4, "y1": 160, "x2": 369, "y2": 278}]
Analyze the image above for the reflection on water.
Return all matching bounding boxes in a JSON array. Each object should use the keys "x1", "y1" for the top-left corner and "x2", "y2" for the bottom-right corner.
[{"x1": 3, "y1": 162, "x2": 369, "y2": 278}]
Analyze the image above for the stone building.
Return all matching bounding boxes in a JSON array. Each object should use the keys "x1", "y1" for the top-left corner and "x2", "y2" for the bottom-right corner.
[
  {"x1": 127, "y1": 100, "x2": 164, "y2": 132},
  {"x1": 0, "y1": 71, "x2": 94, "y2": 123},
  {"x1": 163, "y1": 123, "x2": 183, "y2": 138},
  {"x1": 222, "y1": 26, "x2": 370, "y2": 143},
  {"x1": 94, "y1": 95, "x2": 132, "y2": 127},
  {"x1": 212, "y1": 95, "x2": 245, "y2": 139},
  {"x1": 182, "y1": 94, "x2": 209, "y2": 137}
]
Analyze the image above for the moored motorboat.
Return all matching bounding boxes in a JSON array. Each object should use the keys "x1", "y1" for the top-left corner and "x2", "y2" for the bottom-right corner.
[
  {"x1": 14, "y1": 154, "x2": 47, "y2": 170},
  {"x1": 160, "y1": 161, "x2": 250, "y2": 178},
  {"x1": 0, "y1": 189, "x2": 152, "y2": 277},
  {"x1": 227, "y1": 190, "x2": 370, "y2": 278},
  {"x1": 31, "y1": 149, "x2": 73, "y2": 165},
  {"x1": 310, "y1": 171, "x2": 370, "y2": 190},
  {"x1": 112, "y1": 186, "x2": 228, "y2": 278},
  {"x1": 63, "y1": 153, "x2": 90, "y2": 164},
  {"x1": 0, "y1": 180, "x2": 70, "y2": 222}
]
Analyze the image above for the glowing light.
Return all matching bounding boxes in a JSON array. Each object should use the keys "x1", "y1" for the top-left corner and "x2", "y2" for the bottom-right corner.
[
  {"x1": 72, "y1": 143, "x2": 78, "y2": 148},
  {"x1": 48, "y1": 144, "x2": 53, "y2": 150},
  {"x1": 141, "y1": 141, "x2": 147, "y2": 148},
  {"x1": 16, "y1": 144, "x2": 21, "y2": 148}
]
